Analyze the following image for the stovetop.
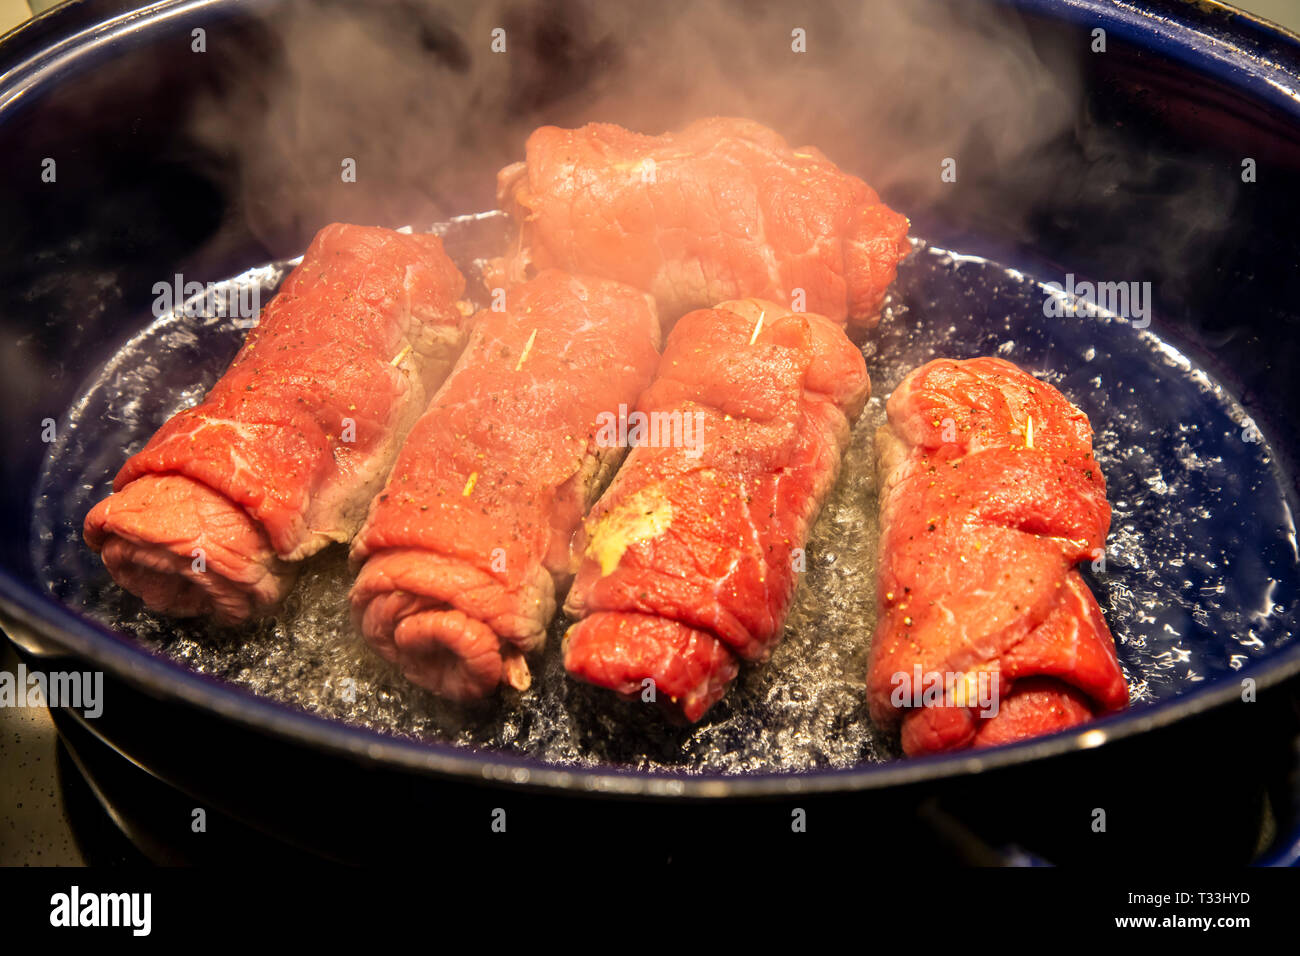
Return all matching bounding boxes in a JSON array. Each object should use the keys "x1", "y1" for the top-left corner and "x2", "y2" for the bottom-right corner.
[{"x1": 5, "y1": 636, "x2": 1300, "y2": 866}]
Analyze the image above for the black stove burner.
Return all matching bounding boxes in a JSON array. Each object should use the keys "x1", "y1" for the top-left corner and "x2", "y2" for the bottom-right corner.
[{"x1": 53, "y1": 707, "x2": 319, "y2": 866}]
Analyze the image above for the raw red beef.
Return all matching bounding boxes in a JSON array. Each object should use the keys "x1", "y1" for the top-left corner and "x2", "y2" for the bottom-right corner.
[
  {"x1": 349, "y1": 270, "x2": 661, "y2": 699},
  {"x1": 867, "y1": 357, "x2": 1129, "y2": 755},
  {"x1": 85, "y1": 223, "x2": 468, "y2": 624},
  {"x1": 563, "y1": 299, "x2": 869, "y2": 721},
  {"x1": 496, "y1": 118, "x2": 911, "y2": 327}
]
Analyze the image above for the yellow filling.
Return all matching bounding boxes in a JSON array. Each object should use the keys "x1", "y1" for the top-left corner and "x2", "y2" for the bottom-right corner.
[{"x1": 586, "y1": 488, "x2": 674, "y2": 577}]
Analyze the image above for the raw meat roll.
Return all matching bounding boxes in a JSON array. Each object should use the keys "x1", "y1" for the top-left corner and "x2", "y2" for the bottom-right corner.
[
  {"x1": 868, "y1": 357, "x2": 1129, "y2": 755},
  {"x1": 496, "y1": 117, "x2": 910, "y2": 327},
  {"x1": 349, "y1": 270, "x2": 661, "y2": 699},
  {"x1": 563, "y1": 298, "x2": 869, "y2": 721},
  {"x1": 85, "y1": 223, "x2": 468, "y2": 624}
]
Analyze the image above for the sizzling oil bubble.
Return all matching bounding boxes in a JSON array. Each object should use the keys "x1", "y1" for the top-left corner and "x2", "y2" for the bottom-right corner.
[{"x1": 30, "y1": 239, "x2": 1299, "y2": 773}]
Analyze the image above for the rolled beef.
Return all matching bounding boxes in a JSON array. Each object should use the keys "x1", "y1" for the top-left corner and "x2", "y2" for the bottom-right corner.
[
  {"x1": 867, "y1": 357, "x2": 1129, "y2": 755},
  {"x1": 349, "y1": 270, "x2": 661, "y2": 699},
  {"x1": 85, "y1": 223, "x2": 468, "y2": 624},
  {"x1": 563, "y1": 298, "x2": 869, "y2": 721},
  {"x1": 495, "y1": 117, "x2": 910, "y2": 327}
]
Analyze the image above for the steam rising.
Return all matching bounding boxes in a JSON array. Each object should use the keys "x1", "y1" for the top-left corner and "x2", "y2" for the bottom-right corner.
[{"x1": 188, "y1": 0, "x2": 1087, "y2": 251}]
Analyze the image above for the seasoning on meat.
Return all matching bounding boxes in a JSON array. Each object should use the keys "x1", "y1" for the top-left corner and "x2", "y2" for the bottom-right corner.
[
  {"x1": 867, "y1": 356, "x2": 1129, "y2": 755},
  {"x1": 84, "y1": 223, "x2": 468, "y2": 624},
  {"x1": 349, "y1": 270, "x2": 661, "y2": 699},
  {"x1": 495, "y1": 117, "x2": 911, "y2": 327},
  {"x1": 562, "y1": 298, "x2": 869, "y2": 721}
]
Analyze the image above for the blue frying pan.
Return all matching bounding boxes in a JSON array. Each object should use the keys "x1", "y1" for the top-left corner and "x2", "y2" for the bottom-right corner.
[{"x1": 1, "y1": 0, "x2": 1298, "y2": 862}]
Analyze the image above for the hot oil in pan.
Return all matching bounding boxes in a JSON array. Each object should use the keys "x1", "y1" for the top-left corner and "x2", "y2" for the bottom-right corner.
[{"x1": 32, "y1": 239, "x2": 1300, "y2": 773}]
